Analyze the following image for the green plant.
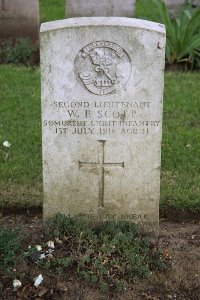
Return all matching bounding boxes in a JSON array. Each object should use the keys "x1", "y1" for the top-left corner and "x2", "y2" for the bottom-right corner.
[
  {"x1": 39, "y1": 257, "x2": 73, "y2": 273},
  {"x1": 0, "y1": 38, "x2": 36, "y2": 65},
  {"x1": 44, "y1": 214, "x2": 168, "y2": 291},
  {"x1": 0, "y1": 226, "x2": 24, "y2": 274},
  {"x1": 46, "y1": 213, "x2": 92, "y2": 238},
  {"x1": 40, "y1": 0, "x2": 65, "y2": 23},
  {"x1": 136, "y1": 0, "x2": 161, "y2": 22},
  {"x1": 153, "y1": 0, "x2": 200, "y2": 69}
]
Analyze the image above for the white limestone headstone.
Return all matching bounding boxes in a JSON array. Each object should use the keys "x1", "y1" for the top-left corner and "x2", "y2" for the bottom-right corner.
[
  {"x1": 164, "y1": 0, "x2": 185, "y2": 13},
  {"x1": 164, "y1": 0, "x2": 200, "y2": 14},
  {"x1": 66, "y1": 0, "x2": 136, "y2": 18},
  {"x1": 0, "y1": 0, "x2": 39, "y2": 41},
  {"x1": 40, "y1": 17, "x2": 166, "y2": 232}
]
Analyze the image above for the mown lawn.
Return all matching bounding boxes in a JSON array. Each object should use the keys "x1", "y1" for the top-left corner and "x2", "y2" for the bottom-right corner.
[
  {"x1": 161, "y1": 72, "x2": 200, "y2": 212},
  {"x1": 136, "y1": 0, "x2": 161, "y2": 21},
  {"x1": 0, "y1": 66, "x2": 42, "y2": 206},
  {"x1": 0, "y1": 65, "x2": 200, "y2": 212},
  {"x1": 39, "y1": 0, "x2": 160, "y2": 24},
  {"x1": 40, "y1": 0, "x2": 65, "y2": 23},
  {"x1": 39, "y1": 0, "x2": 194, "y2": 27}
]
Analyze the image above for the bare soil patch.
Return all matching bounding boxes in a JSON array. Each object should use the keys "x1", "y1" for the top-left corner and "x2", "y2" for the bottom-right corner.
[{"x1": 0, "y1": 215, "x2": 200, "y2": 300}]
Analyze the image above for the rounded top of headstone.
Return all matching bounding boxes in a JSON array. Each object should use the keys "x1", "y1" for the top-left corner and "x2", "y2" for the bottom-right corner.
[{"x1": 40, "y1": 17, "x2": 165, "y2": 35}]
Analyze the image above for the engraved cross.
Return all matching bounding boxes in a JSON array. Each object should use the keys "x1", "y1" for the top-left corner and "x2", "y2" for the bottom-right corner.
[{"x1": 79, "y1": 140, "x2": 124, "y2": 208}]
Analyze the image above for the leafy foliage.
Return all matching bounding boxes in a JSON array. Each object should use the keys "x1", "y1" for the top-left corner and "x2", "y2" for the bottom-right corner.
[
  {"x1": 153, "y1": 0, "x2": 200, "y2": 69},
  {"x1": 0, "y1": 38, "x2": 36, "y2": 65},
  {"x1": 0, "y1": 226, "x2": 24, "y2": 274},
  {"x1": 45, "y1": 214, "x2": 167, "y2": 291}
]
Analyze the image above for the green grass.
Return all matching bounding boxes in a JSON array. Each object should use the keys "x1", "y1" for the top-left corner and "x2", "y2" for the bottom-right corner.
[
  {"x1": 39, "y1": 0, "x2": 163, "y2": 24},
  {"x1": 0, "y1": 65, "x2": 200, "y2": 213},
  {"x1": 40, "y1": 0, "x2": 65, "y2": 23},
  {"x1": 161, "y1": 72, "x2": 200, "y2": 212},
  {"x1": 0, "y1": 66, "x2": 42, "y2": 206},
  {"x1": 135, "y1": 0, "x2": 162, "y2": 21},
  {"x1": 0, "y1": 225, "x2": 24, "y2": 275},
  {"x1": 0, "y1": 215, "x2": 168, "y2": 292},
  {"x1": 40, "y1": 0, "x2": 159, "y2": 23},
  {"x1": 42, "y1": 214, "x2": 167, "y2": 291},
  {"x1": 0, "y1": 66, "x2": 41, "y2": 184},
  {"x1": 39, "y1": 0, "x2": 161, "y2": 24}
]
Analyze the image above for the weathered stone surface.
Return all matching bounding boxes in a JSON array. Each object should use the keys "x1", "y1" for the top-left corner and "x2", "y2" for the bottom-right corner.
[
  {"x1": 164, "y1": 0, "x2": 185, "y2": 12},
  {"x1": 66, "y1": 0, "x2": 136, "y2": 17},
  {"x1": 0, "y1": 0, "x2": 39, "y2": 40},
  {"x1": 40, "y1": 17, "x2": 166, "y2": 231},
  {"x1": 164, "y1": 0, "x2": 200, "y2": 14}
]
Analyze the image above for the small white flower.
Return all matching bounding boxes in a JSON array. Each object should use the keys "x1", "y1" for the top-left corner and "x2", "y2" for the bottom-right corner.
[
  {"x1": 28, "y1": 245, "x2": 31, "y2": 249},
  {"x1": 34, "y1": 274, "x2": 43, "y2": 287},
  {"x1": 47, "y1": 249, "x2": 54, "y2": 254},
  {"x1": 3, "y1": 141, "x2": 11, "y2": 148},
  {"x1": 36, "y1": 245, "x2": 42, "y2": 251},
  {"x1": 47, "y1": 241, "x2": 55, "y2": 249},
  {"x1": 39, "y1": 253, "x2": 46, "y2": 260},
  {"x1": 13, "y1": 279, "x2": 22, "y2": 291}
]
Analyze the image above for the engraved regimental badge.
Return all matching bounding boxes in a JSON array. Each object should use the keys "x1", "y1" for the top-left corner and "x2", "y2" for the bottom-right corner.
[{"x1": 74, "y1": 41, "x2": 131, "y2": 95}]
